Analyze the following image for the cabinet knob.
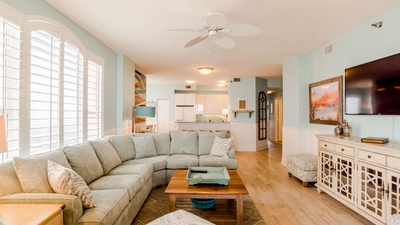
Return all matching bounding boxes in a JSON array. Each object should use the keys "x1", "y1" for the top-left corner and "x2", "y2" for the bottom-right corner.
[
  {"x1": 324, "y1": 144, "x2": 327, "y2": 147},
  {"x1": 367, "y1": 155, "x2": 372, "y2": 158},
  {"x1": 341, "y1": 148, "x2": 344, "y2": 151}
]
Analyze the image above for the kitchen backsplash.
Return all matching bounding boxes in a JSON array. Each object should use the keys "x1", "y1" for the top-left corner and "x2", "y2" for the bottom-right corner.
[{"x1": 196, "y1": 114, "x2": 228, "y2": 122}]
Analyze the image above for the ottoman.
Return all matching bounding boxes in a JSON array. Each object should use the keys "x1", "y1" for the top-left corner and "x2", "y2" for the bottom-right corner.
[
  {"x1": 147, "y1": 209, "x2": 215, "y2": 225},
  {"x1": 287, "y1": 154, "x2": 318, "y2": 187}
]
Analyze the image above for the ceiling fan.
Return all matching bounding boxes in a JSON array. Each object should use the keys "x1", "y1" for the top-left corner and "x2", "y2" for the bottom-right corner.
[{"x1": 167, "y1": 12, "x2": 263, "y2": 49}]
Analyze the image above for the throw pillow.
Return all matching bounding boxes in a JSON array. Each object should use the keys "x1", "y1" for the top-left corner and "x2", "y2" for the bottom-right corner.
[
  {"x1": 132, "y1": 136, "x2": 158, "y2": 159},
  {"x1": 47, "y1": 160, "x2": 96, "y2": 208},
  {"x1": 209, "y1": 136, "x2": 233, "y2": 158},
  {"x1": 198, "y1": 131, "x2": 228, "y2": 155}
]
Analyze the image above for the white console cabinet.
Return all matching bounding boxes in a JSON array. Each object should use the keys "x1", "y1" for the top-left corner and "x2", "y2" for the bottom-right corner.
[{"x1": 316, "y1": 134, "x2": 400, "y2": 225}]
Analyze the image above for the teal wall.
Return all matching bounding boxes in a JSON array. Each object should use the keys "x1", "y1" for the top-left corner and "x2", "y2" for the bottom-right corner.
[
  {"x1": 2, "y1": 0, "x2": 120, "y2": 132},
  {"x1": 228, "y1": 76, "x2": 257, "y2": 123},
  {"x1": 283, "y1": 3, "x2": 400, "y2": 141}
]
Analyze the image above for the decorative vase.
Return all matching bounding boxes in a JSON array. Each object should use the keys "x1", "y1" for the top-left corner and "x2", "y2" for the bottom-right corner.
[
  {"x1": 342, "y1": 121, "x2": 351, "y2": 137},
  {"x1": 334, "y1": 124, "x2": 342, "y2": 136}
]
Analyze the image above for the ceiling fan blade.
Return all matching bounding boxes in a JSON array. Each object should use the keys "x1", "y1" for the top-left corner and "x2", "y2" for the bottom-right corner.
[
  {"x1": 224, "y1": 24, "x2": 263, "y2": 36},
  {"x1": 206, "y1": 12, "x2": 227, "y2": 27},
  {"x1": 166, "y1": 28, "x2": 204, "y2": 32},
  {"x1": 214, "y1": 35, "x2": 236, "y2": 49},
  {"x1": 184, "y1": 35, "x2": 208, "y2": 48}
]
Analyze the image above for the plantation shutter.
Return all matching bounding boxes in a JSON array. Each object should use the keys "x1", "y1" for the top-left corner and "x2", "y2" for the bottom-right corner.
[
  {"x1": 29, "y1": 30, "x2": 61, "y2": 154},
  {"x1": 63, "y1": 42, "x2": 84, "y2": 146},
  {"x1": 87, "y1": 60, "x2": 103, "y2": 140},
  {"x1": 0, "y1": 16, "x2": 22, "y2": 160}
]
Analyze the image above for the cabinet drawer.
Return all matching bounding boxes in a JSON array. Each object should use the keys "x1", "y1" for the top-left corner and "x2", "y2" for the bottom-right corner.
[
  {"x1": 358, "y1": 149, "x2": 386, "y2": 166},
  {"x1": 319, "y1": 141, "x2": 334, "y2": 151},
  {"x1": 334, "y1": 144, "x2": 355, "y2": 157},
  {"x1": 387, "y1": 156, "x2": 400, "y2": 171}
]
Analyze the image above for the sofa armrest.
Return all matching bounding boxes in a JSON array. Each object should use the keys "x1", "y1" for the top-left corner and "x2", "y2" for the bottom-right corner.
[
  {"x1": 228, "y1": 146, "x2": 236, "y2": 159},
  {"x1": 0, "y1": 193, "x2": 83, "y2": 225}
]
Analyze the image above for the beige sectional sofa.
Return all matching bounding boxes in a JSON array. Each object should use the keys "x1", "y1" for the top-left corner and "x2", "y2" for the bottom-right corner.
[{"x1": 0, "y1": 131, "x2": 237, "y2": 225}]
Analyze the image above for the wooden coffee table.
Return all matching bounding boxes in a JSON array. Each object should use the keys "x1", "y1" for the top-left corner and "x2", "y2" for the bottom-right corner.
[{"x1": 165, "y1": 169, "x2": 248, "y2": 225}]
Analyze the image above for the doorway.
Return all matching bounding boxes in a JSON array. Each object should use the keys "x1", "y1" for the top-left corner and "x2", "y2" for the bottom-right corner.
[
  {"x1": 274, "y1": 97, "x2": 283, "y2": 142},
  {"x1": 156, "y1": 99, "x2": 170, "y2": 133}
]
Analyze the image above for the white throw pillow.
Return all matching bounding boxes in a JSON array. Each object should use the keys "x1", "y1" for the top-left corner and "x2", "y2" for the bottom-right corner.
[
  {"x1": 209, "y1": 136, "x2": 233, "y2": 158},
  {"x1": 47, "y1": 160, "x2": 96, "y2": 208}
]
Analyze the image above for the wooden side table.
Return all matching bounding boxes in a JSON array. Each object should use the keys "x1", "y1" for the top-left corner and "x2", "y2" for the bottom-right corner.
[{"x1": 0, "y1": 204, "x2": 65, "y2": 225}]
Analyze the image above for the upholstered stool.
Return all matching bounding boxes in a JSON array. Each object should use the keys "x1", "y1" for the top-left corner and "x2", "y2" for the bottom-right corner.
[
  {"x1": 287, "y1": 154, "x2": 318, "y2": 187},
  {"x1": 391, "y1": 214, "x2": 400, "y2": 225},
  {"x1": 147, "y1": 209, "x2": 215, "y2": 225}
]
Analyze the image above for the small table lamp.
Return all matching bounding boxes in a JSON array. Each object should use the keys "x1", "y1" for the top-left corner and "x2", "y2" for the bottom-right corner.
[{"x1": 0, "y1": 115, "x2": 7, "y2": 153}]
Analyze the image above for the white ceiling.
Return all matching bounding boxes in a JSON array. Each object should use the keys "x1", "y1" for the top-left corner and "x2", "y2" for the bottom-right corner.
[{"x1": 45, "y1": 0, "x2": 400, "y2": 86}]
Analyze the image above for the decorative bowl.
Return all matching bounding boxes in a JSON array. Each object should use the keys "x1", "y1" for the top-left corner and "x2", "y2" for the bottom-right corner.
[{"x1": 190, "y1": 198, "x2": 216, "y2": 209}]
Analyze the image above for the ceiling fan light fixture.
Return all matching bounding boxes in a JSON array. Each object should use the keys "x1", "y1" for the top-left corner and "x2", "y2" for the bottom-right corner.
[{"x1": 197, "y1": 67, "x2": 214, "y2": 75}]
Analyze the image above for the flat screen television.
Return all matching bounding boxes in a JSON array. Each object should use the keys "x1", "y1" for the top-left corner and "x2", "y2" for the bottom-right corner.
[{"x1": 345, "y1": 53, "x2": 400, "y2": 115}]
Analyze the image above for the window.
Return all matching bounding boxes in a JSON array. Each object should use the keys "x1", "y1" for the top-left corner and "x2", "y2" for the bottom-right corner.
[
  {"x1": 0, "y1": 15, "x2": 22, "y2": 161},
  {"x1": 0, "y1": 4, "x2": 105, "y2": 162}
]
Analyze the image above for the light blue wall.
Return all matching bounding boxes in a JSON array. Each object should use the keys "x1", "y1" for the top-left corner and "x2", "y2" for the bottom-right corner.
[
  {"x1": 116, "y1": 54, "x2": 135, "y2": 133},
  {"x1": 228, "y1": 76, "x2": 257, "y2": 123},
  {"x1": 2, "y1": 0, "x2": 120, "y2": 131},
  {"x1": 283, "y1": 3, "x2": 400, "y2": 141}
]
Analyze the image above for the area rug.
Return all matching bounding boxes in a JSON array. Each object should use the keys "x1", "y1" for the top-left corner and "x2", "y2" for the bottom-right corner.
[{"x1": 132, "y1": 187, "x2": 266, "y2": 225}]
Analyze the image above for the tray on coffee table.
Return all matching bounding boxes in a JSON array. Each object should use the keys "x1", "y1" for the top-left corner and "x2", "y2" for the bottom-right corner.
[{"x1": 186, "y1": 167, "x2": 230, "y2": 185}]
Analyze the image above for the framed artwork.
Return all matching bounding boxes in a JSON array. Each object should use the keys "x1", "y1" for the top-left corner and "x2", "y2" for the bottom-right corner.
[
  {"x1": 238, "y1": 100, "x2": 247, "y2": 109},
  {"x1": 309, "y1": 75, "x2": 343, "y2": 125}
]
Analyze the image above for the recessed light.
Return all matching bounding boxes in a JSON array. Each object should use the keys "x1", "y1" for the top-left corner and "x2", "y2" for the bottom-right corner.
[{"x1": 185, "y1": 80, "x2": 196, "y2": 84}]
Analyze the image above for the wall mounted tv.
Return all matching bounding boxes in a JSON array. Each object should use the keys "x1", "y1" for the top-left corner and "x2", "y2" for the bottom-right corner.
[{"x1": 345, "y1": 53, "x2": 400, "y2": 115}]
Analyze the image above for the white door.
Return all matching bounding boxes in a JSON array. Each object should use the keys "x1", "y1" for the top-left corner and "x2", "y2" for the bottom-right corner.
[{"x1": 157, "y1": 99, "x2": 170, "y2": 133}]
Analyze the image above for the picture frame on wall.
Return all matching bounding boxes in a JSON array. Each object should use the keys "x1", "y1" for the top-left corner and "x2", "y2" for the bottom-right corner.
[{"x1": 309, "y1": 75, "x2": 343, "y2": 125}]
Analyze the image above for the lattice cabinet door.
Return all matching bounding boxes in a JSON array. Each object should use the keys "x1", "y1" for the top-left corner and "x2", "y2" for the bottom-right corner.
[
  {"x1": 335, "y1": 155, "x2": 354, "y2": 203},
  {"x1": 318, "y1": 150, "x2": 335, "y2": 191},
  {"x1": 357, "y1": 162, "x2": 386, "y2": 223},
  {"x1": 387, "y1": 170, "x2": 400, "y2": 221}
]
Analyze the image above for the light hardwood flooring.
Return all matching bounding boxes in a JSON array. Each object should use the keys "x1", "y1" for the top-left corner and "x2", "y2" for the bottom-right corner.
[{"x1": 235, "y1": 141, "x2": 374, "y2": 225}]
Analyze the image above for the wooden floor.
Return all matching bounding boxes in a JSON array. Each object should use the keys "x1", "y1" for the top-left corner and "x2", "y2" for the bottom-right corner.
[{"x1": 235, "y1": 141, "x2": 374, "y2": 225}]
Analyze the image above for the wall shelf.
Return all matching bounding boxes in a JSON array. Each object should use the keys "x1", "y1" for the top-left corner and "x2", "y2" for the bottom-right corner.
[{"x1": 232, "y1": 110, "x2": 255, "y2": 118}]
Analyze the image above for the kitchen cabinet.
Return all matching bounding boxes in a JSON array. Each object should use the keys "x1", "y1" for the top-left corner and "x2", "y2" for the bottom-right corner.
[
  {"x1": 197, "y1": 94, "x2": 228, "y2": 114},
  {"x1": 175, "y1": 94, "x2": 195, "y2": 105},
  {"x1": 175, "y1": 106, "x2": 195, "y2": 122}
]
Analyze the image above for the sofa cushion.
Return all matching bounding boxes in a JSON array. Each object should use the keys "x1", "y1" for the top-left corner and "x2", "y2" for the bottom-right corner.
[
  {"x1": 152, "y1": 133, "x2": 170, "y2": 155},
  {"x1": 12, "y1": 150, "x2": 71, "y2": 193},
  {"x1": 0, "y1": 161, "x2": 23, "y2": 197},
  {"x1": 104, "y1": 135, "x2": 136, "y2": 161},
  {"x1": 209, "y1": 136, "x2": 233, "y2": 158},
  {"x1": 170, "y1": 131, "x2": 198, "y2": 155},
  {"x1": 108, "y1": 163, "x2": 153, "y2": 182},
  {"x1": 198, "y1": 131, "x2": 228, "y2": 155},
  {"x1": 90, "y1": 139, "x2": 122, "y2": 174},
  {"x1": 63, "y1": 142, "x2": 104, "y2": 184},
  {"x1": 133, "y1": 136, "x2": 158, "y2": 159},
  {"x1": 199, "y1": 155, "x2": 238, "y2": 169},
  {"x1": 88, "y1": 174, "x2": 143, "y2": 200},
  {"x1": 47, "y1": 160, "x2": 96, "y2": 208},
  {"x1": 78, "y1": 189, "x2": 129, "y2": 225},
  {"x1": 123, "y1": 155, "x2": 168, "y2": 171},
  {"x1": 167, "y1": 154, "x2": 199, "y2": 169}
]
